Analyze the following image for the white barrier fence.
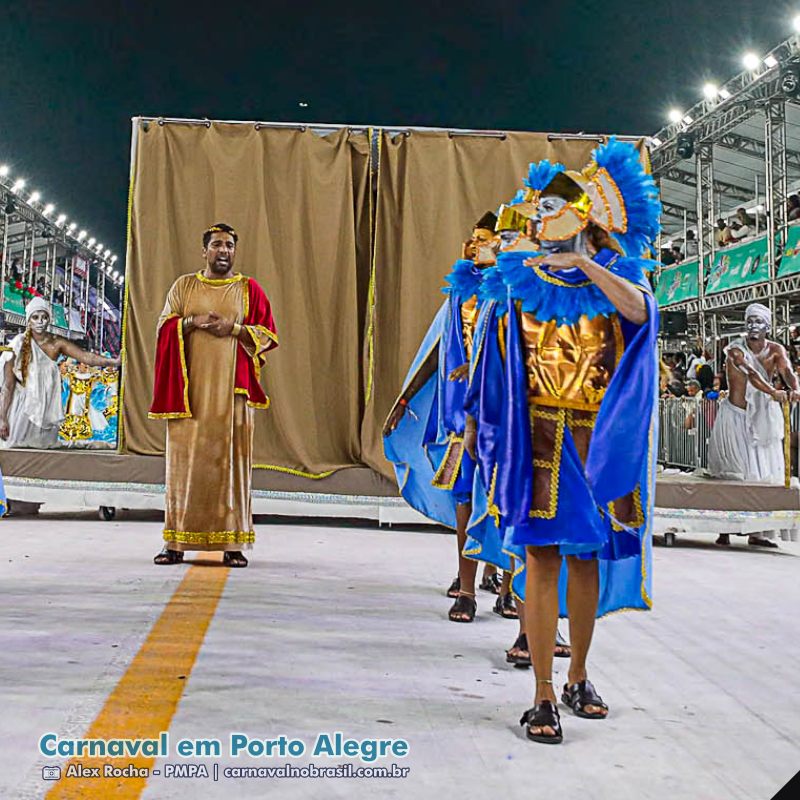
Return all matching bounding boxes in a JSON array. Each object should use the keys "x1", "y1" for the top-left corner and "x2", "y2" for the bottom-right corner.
[{"x1": 658, "y1": 397, "x2": 800, "y2": 474}]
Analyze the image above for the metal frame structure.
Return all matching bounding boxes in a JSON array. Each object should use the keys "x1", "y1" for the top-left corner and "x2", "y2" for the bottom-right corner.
[
  {"x1": 653, "y1": 31, "x2": 800, "y2": 345},
  {"x1": 0, "y1": 174, "x2": 121, "y2": 352}
]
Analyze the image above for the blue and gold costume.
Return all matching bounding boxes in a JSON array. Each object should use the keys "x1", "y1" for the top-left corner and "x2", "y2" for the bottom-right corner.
[{"x1": 466, "y1": 138, "x2": 660, "y2": 616}]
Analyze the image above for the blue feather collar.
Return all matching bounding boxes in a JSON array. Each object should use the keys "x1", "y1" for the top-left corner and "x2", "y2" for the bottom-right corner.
[
  {"x1": 482, "y1": 248, "x2": 646, "y2": 325},
  {"x1": 442, "y1": 259, "x2": 484, "y2": 300}
]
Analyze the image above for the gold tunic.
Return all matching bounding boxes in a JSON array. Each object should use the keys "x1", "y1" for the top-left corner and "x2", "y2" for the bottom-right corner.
[
  {"x1": 158, "y1": 273, "x2": 254, "y2": 552},
  {"x1": 460, "y1": 296, "x2": 480, "y2": 361},
  {"x1": 517, "y1": 309, "x2": 641, "y2": 525}
]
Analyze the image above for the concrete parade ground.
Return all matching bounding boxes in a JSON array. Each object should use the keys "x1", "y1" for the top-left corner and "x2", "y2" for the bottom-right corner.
[{"x1": 1, "y1": 508, "x2": 799, "y2": 800}]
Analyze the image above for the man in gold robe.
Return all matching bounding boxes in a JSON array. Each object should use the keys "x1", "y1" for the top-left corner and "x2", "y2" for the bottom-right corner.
[{"x1": 150, "y1": 223, "x2": 278, "y2": 567}]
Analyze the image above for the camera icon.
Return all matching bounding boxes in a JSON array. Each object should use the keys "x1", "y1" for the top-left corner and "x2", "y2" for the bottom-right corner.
[{"x1": 42, "y1": 766, "x2": 61, "y2": 780}]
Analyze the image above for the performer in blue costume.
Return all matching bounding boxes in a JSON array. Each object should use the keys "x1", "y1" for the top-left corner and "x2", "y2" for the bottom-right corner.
[
  {"x1": 384, "y1": 213, "x2": 507, "y2": 623},
  {"x1": 465, "y1": 138, "x2": 660, "y2": 744}
]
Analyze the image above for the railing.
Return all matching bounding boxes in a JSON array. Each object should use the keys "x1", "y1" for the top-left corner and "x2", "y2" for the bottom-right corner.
[{"x1": 658, "y1": 396, "x2": 800, "y2": 474}]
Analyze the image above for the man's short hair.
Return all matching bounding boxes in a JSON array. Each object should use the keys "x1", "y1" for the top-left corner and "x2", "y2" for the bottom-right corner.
[{"x1": 203, "y1": 223, "x2": 238, "y2": 248}]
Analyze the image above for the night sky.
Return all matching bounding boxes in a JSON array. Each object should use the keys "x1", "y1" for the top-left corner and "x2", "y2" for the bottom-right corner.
[{"x1": 1, "y1": 0, "x2": 797, "y2": 259}]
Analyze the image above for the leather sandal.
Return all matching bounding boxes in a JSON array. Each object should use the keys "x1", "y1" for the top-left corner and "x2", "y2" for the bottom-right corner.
[
  {"x1": 493, "y1": 593, "x2": 518, "y2": 619},
  {"x1": 153, "y1": 548, "x2": 184, "y2": 565},
  {"x1": 479, "y1": 572, "x2": 502, "y2": 594},
  {"x1": 506, "y1": 633, "x2": 531, "y2": 667},
  {"x1": 520, "y1": 701, "x2": 563, "y2": 744},
  {"x1": 446, "y1": 576, "x2": 461, "y2": 598},
  {"x1": 448, "y1": 593, "x2": 476, "y2": 623},
  {"x1": 223, "y1": 551, "x2": 249, "y2": 568},
  {"x1": 561, "y1": 679, "x2": 609, "y2": 719},
  {"x1": 554, "y1": 629, "x2": 571, "y2": 658}
]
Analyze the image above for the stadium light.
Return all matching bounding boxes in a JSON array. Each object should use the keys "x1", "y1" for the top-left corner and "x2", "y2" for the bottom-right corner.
[
  {"x1": 111, "y1": 255, "x2": 118, "y2": 263},
  {"x1": 682, "y1": 114, "x2": 694, "y2": 125},
  {"x1": 764, "y1": 54, "x2": 779, "y2": 69},
  {"x1": 88, "y1": 237, "x2": 96, "y2": 247},
  {"x1": 0, "y1": 165, "x2": 8, "y2": 177},
  {"x1": 29, "y1": 191, "x2": 41, "y2": 204},
  {"x1": 78, "y1": 230, "x2": 87, "y2": 241},
  {"x1": 104, "y1": 249, "x2": 111, "y2": 259},
  {"x1": 12, "y1": 179, "x2": 25, "y2": 193},
  {"x1": 668, "y1": 108, "x2": 683, "y2": 123},
  {"x1": 718, "y1": 87, "x2": 731, "y2": 99},
  {"x1": 44, "y1": 203, "x2": 55, "y2": 216},
  {"x1": 112, "y1": 270, "x2": 119, "y2": 279},
  {"x1": 56, "y1": 214, "x2": 67, "y2": 226},
  {"x1": 703, "y1": 83, "x2": 718, "y2": 99},
  {"x1": 794, "y1": 14, "x2": 800, "y2": 33},
  {"x1": 743, "y1": 52, "x2": 760, "y2": 71}
]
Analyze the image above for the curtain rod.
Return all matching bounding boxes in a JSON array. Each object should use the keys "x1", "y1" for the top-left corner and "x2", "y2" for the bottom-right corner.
[{"x1": 132, "y1": 116, "x2": 645, "y2": 142}]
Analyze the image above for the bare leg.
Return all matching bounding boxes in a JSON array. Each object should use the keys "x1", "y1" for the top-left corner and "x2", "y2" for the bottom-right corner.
[
  {"x1": 456, "y1": 503, "x2": 478, "y2": 595},
  {"x1": 565, "y1": 555, "x2": 606, "y2": 717},
  {"x1": 449, "y1": 502, "x2": 478, "y2": 621},
  {"x1": 482, "y1": 563, "x2": 497, "y2": 580},
  {"x1": 500, "y1": 569, "x2": 512, "y2": 595},
  {"x1": 524, "y1": 546, "x2": 562, "y2": 735}
]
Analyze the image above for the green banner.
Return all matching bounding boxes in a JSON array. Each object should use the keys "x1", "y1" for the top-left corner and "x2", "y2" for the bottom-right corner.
[
  {"x1": 706, "y1": 235, "x2": 769, "y2": 294},
  {"x1": 655, "y1": 260, "x2": 700, "y2": 306},
  {"x1": 778, "y1": 223, "x2": 800, "y2": 278}
]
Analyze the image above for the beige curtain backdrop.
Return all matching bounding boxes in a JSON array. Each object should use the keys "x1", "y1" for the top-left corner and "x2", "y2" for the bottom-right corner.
[
  {"x1": 122, "y1": 122, "x2": 370, "y2": 475},
  {"x1": 361, "y1": 130, "x2": 624, "y2": 477}
]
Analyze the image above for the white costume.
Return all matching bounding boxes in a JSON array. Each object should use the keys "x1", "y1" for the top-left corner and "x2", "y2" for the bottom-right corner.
[
  {"x1": 0, "y1": 298, "x2": 64, "y2": 449},
  {"x1": 708, "y1": 304, "x2": 784, "y2": 483}
]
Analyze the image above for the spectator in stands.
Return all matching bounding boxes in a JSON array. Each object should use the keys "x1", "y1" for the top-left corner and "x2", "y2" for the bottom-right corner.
[
  {"x1": 728, "y1": 208, "x2": 754, "y2": 242},
  {"x1": 684, "y1": 229, "x2": 698, "y2": 258},
  {"x1": 686, "y1": 345, "x2": 707, "y2": 380},
  {"x1": 671, "y1": 244, "x2": 683, "y2": 263},
  {"x1": 789, "y1": 325, "x2": 800, "y2": 370},
  {"x1": 788, "y1": 195, "x2": 800, "y2": 222},
  {"x1": 685, "y1": 379, "x2": 702, "y2": 398},
  {"x1": 716, "y1": 218, "x2": 728, "y2": 247},
  {"x1": 696, "y1": 364, "x2": 715, "y2": 396},
  {"x1": 667, "y1": 381, "x2": 687, "y2": 398},
  {"x1": 661, "y1": 247, "x2": 676, "y2": 266}
]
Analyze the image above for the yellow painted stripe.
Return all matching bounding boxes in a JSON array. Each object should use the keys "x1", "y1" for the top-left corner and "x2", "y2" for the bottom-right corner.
[{"x1": 46, "y1": 558, "x2": 229, "y2": 799}]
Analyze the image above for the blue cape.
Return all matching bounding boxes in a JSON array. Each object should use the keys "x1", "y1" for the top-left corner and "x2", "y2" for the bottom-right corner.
[{"x1": 383, "y1": 262, "x2": 507, "y2": 563}]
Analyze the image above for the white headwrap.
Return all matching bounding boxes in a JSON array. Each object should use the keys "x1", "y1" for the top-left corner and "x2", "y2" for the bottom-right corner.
[
  {"x1": 25, "y1": 296, "x2": 51, "y2": 321},
  {"x1": 745, "y1": 303, "x2": 771, "y2": 327}
]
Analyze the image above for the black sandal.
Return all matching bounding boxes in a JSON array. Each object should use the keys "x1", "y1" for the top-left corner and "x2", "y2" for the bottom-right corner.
[
  {"x1": 446, "y1": 576, "x2": 461, "y2": 598},
  {"x1": 506, "y1": 633, "x2": 531, "y2": 668},
  {"x1": 223, "y1": 551, "x2": 249, "y2": 568},
  {"x1": 554, "y1": 629, "x2": 571, "y2": 658},
  {"x1": 493, "y1": 593, "x2": 518, "y2": 620},
  {"x1": 153, "y1": 548, "x2": 184, "y2": 565},
  {"x1": 479, "y1": 573, "x2": 502, "y2": 594},
  {"x1": 520, "y1": 701, "x2": 563, "y2": 744},
  {"x1": 448, "y1": 593, "x2": 476, "y2": 623},
  {"x1": 561, "y1": 679, "x2": 608, "y2": 719}
]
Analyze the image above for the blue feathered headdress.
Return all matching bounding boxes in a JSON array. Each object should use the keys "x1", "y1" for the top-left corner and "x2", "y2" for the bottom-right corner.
[
  {"x1": 591, "y1": 137, "x2": 661, "y2": 258},
  {"x1": 523, "y1": 160, "x2": 566, "y2": 193}
]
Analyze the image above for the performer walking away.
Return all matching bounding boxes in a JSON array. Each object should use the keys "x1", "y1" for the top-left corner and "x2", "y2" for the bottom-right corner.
[
  {"x1": 708, "y1": 303, "x2": 800, "y2": 547},
  {"x1": 150, "y1": 223, "x2": 278, "y2": 568},
  {"x1": 467, "y1": 140, "x2": 660, "y2": 744},
  {"x1": 384, "y1": 213, "x2": 505, "y2": 622},
  {"x1": 0, "y1": 298, "x2": 119, "y2": 449}
]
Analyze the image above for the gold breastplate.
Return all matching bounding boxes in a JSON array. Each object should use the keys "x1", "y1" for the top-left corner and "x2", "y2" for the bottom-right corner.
[
  {"x1": 520, "y1": 311, "x2": 623, "y2": 410},
  {"x1": 460, "y1": 296, "x2": 479, "y2": 361}
]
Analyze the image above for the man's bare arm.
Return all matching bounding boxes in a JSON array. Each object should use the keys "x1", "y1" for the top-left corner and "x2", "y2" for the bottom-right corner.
[
  {"x1": 775, "y1": 345, "x2": 800, "y2": 392},
  {"x1": 727, "y1": 347, "x2": 781, "y2": 398}
]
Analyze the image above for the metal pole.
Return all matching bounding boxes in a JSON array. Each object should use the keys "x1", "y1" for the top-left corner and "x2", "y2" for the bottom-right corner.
[
  {"x1": 755, "y1": 174, "x2": 760, "y2": 237},
  {"x1": 100, "y1": 271, "x2": 106, "y2": 352},
  {"x1": 0, "y1": 212, "x2": 8, "y2": 312},
  {"x1": 48, "y1": 241, "x2": 56, "y2": 313},
  {"x1": 83, "y1": 262, "x2": 90, "y2": 340},
  {"x1": 696, "y1": 142, "x2": 715, "y2": 338},
  {"x1": 95, "y1": 263, "x2": 102, "y2": 350},
  {"x1": 765, "y1": 99, "x2": 788, "y2": 322},
  {"x1": 66, "y1": 252, "x2": 75, "y2": 332}
]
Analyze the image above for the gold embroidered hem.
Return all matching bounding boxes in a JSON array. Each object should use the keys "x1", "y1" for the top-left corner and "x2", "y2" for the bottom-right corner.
[
  {"x1": 431, "y1": 433, "x2": 466, "y2": 490},
  {"x1": 164, "y1": 530, "x2": 255, "y2": 552}
]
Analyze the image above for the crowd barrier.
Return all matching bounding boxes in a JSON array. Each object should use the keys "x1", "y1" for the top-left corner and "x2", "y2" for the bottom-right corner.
[{"x1": 658, "y1": 396, "x2": 800, "y2": 474}]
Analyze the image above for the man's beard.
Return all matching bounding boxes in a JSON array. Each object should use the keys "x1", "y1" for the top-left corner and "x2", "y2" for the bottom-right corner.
[{"x1": 209, "y1": 256, "x2": 232, "y2": 274}]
